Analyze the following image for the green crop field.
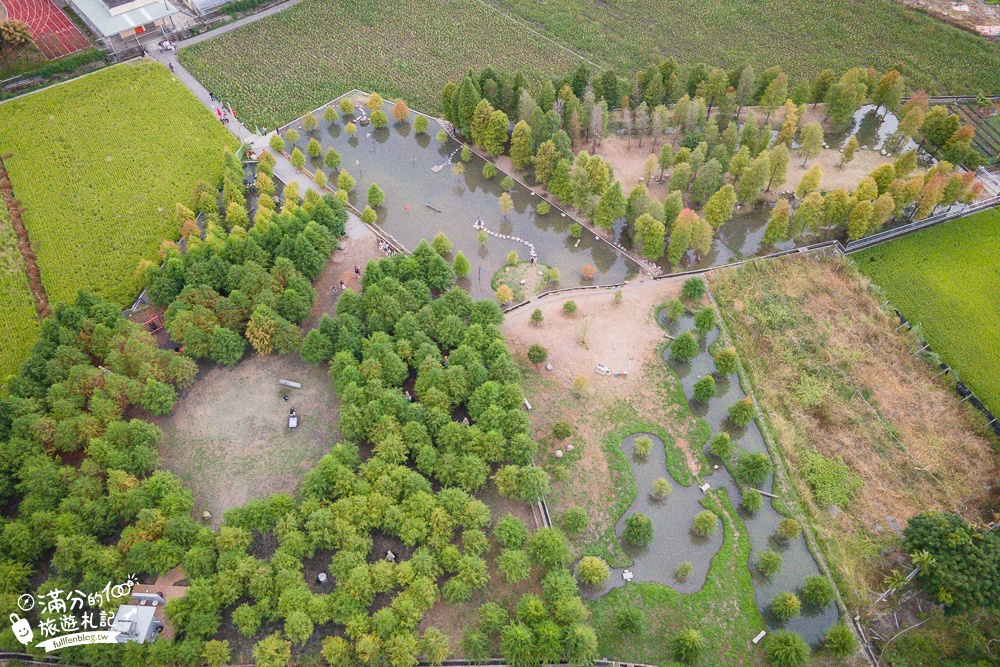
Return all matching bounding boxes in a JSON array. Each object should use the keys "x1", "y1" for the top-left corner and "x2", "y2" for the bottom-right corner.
[
  {"x1": 0, "y1": 200, "x2": 40, "y2": 379},
  {"x1": 855, "y1": 209, "x2": 1000, "y2": 414},
  {"x1": 178, "y1": 0, "x2": 584, "y2": 129},
  {"x1": 0, "y1": 61, "x2": 237, "y2": 308},
  {"x1": 497, "y1": 0, "x2": 1000, "y2": 95},
  {"x1": 179, "y1": 0, "x2": 1000, "y2": 129}
]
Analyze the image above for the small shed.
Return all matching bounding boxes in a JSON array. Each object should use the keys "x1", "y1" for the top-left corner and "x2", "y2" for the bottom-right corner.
[{"x1": 111, "y1": 605, "x2": 162, "y2": 644}]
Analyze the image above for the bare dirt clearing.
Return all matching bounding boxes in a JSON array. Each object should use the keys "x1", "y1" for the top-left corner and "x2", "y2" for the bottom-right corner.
[
  {"x1": 502, "y1": 279, "x2": 700, "y2": 554},
  {"x1": 156, "y1": 354, "x2": 338, "y2": 525}
]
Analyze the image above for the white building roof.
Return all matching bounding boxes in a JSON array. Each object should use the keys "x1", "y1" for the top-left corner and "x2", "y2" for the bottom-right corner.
[{"x1": 71, "y1": 0, "x2": 179, "y2": 37}]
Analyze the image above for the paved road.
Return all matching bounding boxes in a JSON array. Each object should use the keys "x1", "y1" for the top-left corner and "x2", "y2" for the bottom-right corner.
[{"x1": 181, "y1": 0, "x2": 305, "y2": 47}]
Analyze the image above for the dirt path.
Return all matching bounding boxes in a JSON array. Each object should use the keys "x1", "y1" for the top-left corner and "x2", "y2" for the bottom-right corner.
[
  {"x1": 0, "y1": 158, "x2": 50, "y2": 318},
  {"x1": 302, "y1": 214, "x2": 381, "y2": 330}
]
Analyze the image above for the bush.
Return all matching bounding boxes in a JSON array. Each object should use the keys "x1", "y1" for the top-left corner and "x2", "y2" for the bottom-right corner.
[
  {"x1": 432, "y1": 231, "x2": 453, "y2": 256},
  {"x1": 360, "y1": 206, "x2": 377, "y2": 224},
  {"x1": 770, "y1": 591, "x2": 801, "y2": 622},
  {"x1": 674, "y1": 561, "x2": 693, "y2": 581},
  {"x1": 765, "y1": 630, "x2": 810, "y2": 666},
  {"x1": 414, "y1": 114, "x2": 429, "y2": 133},
  {"x1": 728, "y1": 397, "x2": 755, "y2": 427},
  {"x1": 525, "y1": 527, "x2": 571, "y2": 568},
  {"x1": 506, "y1": 250, "x2": 519, "y2": 265},
  {"x1": 776, "y1": 518, "x2": 801, "y2": 542},
  {"x1": 569, "y1": 222, "x2": 583, "y2": 238},
  {"x1": 571, "y1": 375, "x2": 590, "y2": 398},
  {"x1": 552, "y1": 421, "x2": 572, "y2": 439},
  {"x1": 537, "y1": 201, "x2": 551, "y2": 215},
  {"x1": 757, "y1": 549, "x2": 783, "y2": 578},
  {"x1": 562, "y1": 300, "x2": 577, "y2": 316},
  {"x1": 436, "y1": 130, "x2": 448, "y2": 143},
  {"x1": 709, "y1": 433, "x2": 733, "y2": 460},
  {"x1": 494, "y1": 514, "x2": 529, "y2": 549},
  {"x1": 692, "y1": 375, "x2": 717, "y2": 403},
  {"x1": 670, "y1": 628, "x2": 705, "y2": 664},
  {"x1": 633, "y1": 436, "x2": 652, "y2": 459},
  {"x1": 735, "y1": 452, "x2": 772, "y2": 486},
  {"x1": 661, "y1": 298, "x2": 685, "y2": 322},
  {"x1": 651, "y1": 477, "x2": 672, "y2": 499},
  {"x1": 713, "y1": 346, "x2": 738, "y2": 376},
  {"x1": 527, "y1": 344, "x2": 548, "y2": 365},
  {"x1": 546, "y1": 267, "x2": 560, "y2": 283},
  {"x1": 483, "y1": 162, "x2": 498, "y2": 179},
  {"x1": 742, "y1": 488, "x2": 764, "y2": 514},
  {"x1": 498, "y1": 549, "x2": 531, "y2": 583},
  {"x1": 801, "y1": 575, "x2": 835, "y2": 607},
  {"x1": 681, "y1": 277, "x2": 706, "y2": 300},
  {"x1": 530, "y1": 308, "x2": 544, "y2": 326},
  {"x1": 580, "y1": 264, "x2": 596, "y2": 280},
  {"x1": 692, "y1": 510, "x2": 718, "y2": 537},
  {"x1": 500, "y1": 175, "x2": 515, "y2": 190},
  {"x1": 694, "y1": 307, "x2": 716, "y2": 335},
  {"x1": 623, "y1": 514, "x2": 653, "y2": 546},
  {"x1": 367, "y1": 182, "x2": 384, "y2": 207},
  {"x1": 561, "y1": 507, "x2": 589, "y2": 534},
  {"x1": 824, "y1": 623, "x2": 858, "y2": 657},
  {"x1": 670, "y1": 332, "x2": 698, "y2": 362},
  {"x1": 577, "y1": 556, "x2": 610, "y2": 584},
  {"x1": 615, "y1": 607, "x2": 645, "y2": 634},
  {"x1": 495, "y1": 284, "x2": 514, "y2": 305},
  {"x1": 339, "y1": 97, "x2": 355, "y2": 114}
]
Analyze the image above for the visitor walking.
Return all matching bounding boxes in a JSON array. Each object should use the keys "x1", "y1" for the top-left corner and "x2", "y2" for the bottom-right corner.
[
  {"x1": 340, "y1": 280, "x2": 347, "y2": 291},
  {"x1": 354, "y1": 265, "x2": 361, "y2": 278},
  {"x1": 209, "y1": 91, "x2": 216, "y2": 101}
]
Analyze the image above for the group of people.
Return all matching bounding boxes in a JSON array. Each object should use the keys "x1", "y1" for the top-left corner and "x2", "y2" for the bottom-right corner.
[
  {"x1": 158, "y1": 40, "x2": 176, "y2": 52},
  {"x1": 213, "y1": 106, "x2": 231, "y2": 125},
  {"x1": 378, "y1": 240, "x2": 397, "y2": 256}
]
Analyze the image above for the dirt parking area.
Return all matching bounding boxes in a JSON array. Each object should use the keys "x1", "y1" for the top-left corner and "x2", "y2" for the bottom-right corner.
[{"x1": 155, "y1": 354, "x2": 338, "y2": 525}]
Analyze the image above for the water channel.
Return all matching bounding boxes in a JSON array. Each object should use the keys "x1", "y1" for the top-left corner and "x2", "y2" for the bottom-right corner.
[{"x1": 587, "y1": 311, "x2": 839, "y2": 646}]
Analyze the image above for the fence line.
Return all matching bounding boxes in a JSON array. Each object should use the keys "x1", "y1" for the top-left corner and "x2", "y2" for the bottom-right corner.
[{"x1": 843, "y1": 196, "x2": 1000, "y2": 252}]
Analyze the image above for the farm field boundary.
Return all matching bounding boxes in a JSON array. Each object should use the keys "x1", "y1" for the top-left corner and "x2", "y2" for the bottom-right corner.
[
  {"x1": 854, "y1": 208, "x2": 1000, "y2": 416},
  {"x1": 0, "y1": 164, "x2": 42, "y2": 378},
  {"x1": 0, "y1": 60, "x2": 238, "y2": 309}
]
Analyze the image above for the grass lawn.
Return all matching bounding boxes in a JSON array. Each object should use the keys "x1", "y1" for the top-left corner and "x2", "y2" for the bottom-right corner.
[
  {"x1": 178, "y1": 0, "x2": 584, "y2": 130},
  {"x1": 497, "y1": 0, "x2": 1000, "y2": 95},
  {"x1": 0, "y1": 200, "x2": 39, "y2": 379},
  {"x1": 855, "y1": 210, "x2": 1000, "y2": 415},
  {"x1": 0, "y1": 61, "x2": 237, "y2": 308}
]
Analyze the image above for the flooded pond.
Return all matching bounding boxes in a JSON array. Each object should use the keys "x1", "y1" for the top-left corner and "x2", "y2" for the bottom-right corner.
[
  {"x1": 280, "y1": 98, "x2": 640, "y2": 300},
  {"x1": 591, "y1": 309, "x2": 839, "y2": 645}
]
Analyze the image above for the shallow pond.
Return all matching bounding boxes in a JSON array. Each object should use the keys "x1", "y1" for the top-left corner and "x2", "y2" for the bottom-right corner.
[
  {"x1": 280, "y1": 100, "x2": 640, "y2": 300},
  {"x1": 593, "y1": 310, "x2": 839, "y2": 645}
]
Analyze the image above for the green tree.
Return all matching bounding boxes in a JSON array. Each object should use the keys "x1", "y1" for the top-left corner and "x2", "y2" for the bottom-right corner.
[
  {"x1": 299, "y1": 329, "x2": 333, "y2": 365},
  {"x1": 668, "y1": 209, "x2": 697, "y2": 268},
  {"x1": 736, "y1": 452, "x2": 772, "y2": 486},
  {"x1": 743, "y1": 488, "x2": 764, "y2": 514},
  {"x1": 840, "y1": 135, "x2": 858, "y2": 168},
  {"x1": 704, "y1": 184, "x2": 736, "y2": 230},
  {"x1": 793, "y1": 191, "x2": 825, "y2": 235},
  {"x1": 771, "y1": 591, "x2": 802, "y2": 621},
  {"x1": 510, "y1": 120, "x2": 533, "y2": 169},
  {"x1": 561, "y1": 506, "x2": 589, "y2": 533},
  {"x1": 323, "y1": 105, "x2": 339, "y2": 123},
  {"x1": 414, "y1": 115, "x2": 429, "y2": 134},
  {"x1": 670, "y1": 628, "x2": 705, "y2": 664},
  {"x1": 290, "y1": 147, "x2": 306, "y2": 170},
  {"x1": 824, "y1": 623, "x2": 858, "y2": 657},
  {"x1": 577, "y1": 556, "x2": 610, "y2": 584},
  {"x1": 634, "y1": 212, "x2": 666, "y2": 260},
  {"x1": 623, "y1": 514, "x2": 653, "y2": 546},
  {"x1": 593, "y1": 181, "x2": 626, "y2": 231},
  {"x1": 652, "y1": 477, "x2": 672, "y2": 499},
  {"x1": 253, "y1": 633, "x2": 291, "y2": 667},
  {"x1": 337, "y1": 169, "x2": 355, "y2": 192},
  {"x1": 370, "y1": 109, "x2": 389, "y2": 129},
  {"x1": 766, "y1": 144, "x2": 790, "y2": 191},
  {"x1": 669, "y1": 161, "x2": 692, "y2": 192},
  {"x1": 482, "y1": 109, "x2": 510, "y2": 155},
  {"x1": 530, "y1": 308, "x2": 544, "y2": 326},
  {"x1": 712, "y1": 346, "x2": 738, "y2": 375},
  {"x1": 762, "y1": 199, "x2": 792, "y2": 244},
  {"x1": 796, "y1": 164, "x2": 822, "y2": 197},
  {"x1": 526, "y1": 527, "x2": 571, "y2": 568},
  {"x1": 757, "y1": 549, "x2": 783, "y2": 577},
  {"x1": 691, "y1": 159, "x2": 723, "y2": 205},
  {"x1": 361, "y1": 206, "x2": 377, "y2": 225},
  {"x1": 453, "y1": 251, "x2": 470, "y2": 278},
  {"x1": 692, "y1": 510, "x2": 718, "y2": 536},
  {"x1": 498, "y1": 548, "x2": 531, "y2": 582},
  {"x1": 709, "y1": 432, "x2": 734, "y2": 460},
  {"x1": 269, "y1": 134, "x2": 286, "y2": 152},
  {"x1": 634, "y1": 436, "x2": 652, "y2": 458},
  {"x1": 208, "y1": 325, "x2": 245, "y2": 366},
  {"x1": 801, "y1": 575, "x2": 835, "y2": 607},
  {"x1": 799, "y1": 122, "x2": 824, "y2": 166},
  {"x1": 670, "y1": 332, "x2": 698, "y2": 362},
  {"x1": 494, "y1": 514, "x2": 529, "y2": 549},
  {"x1": 307, "y1": 137, "x2": 322, "y2": 158},
  {"x1": 692, "y1": 375, "x2": 717, "y2": 403},
  {"x1": 737, "y1": 153, "x2": 770, "y2": 204},
  {"x1": 527, "y1": 344, "x2": 548, "y2": 365},
  {"x1": 367, "y1": 183, "x2": 384, "y2": 207},
  {"x1": 498, "y1": 192, "x2": 514, "y2": 220},
  {"x1": 765, "y1": 631, "x2": 809, "y2": 667},
  {"x1": 759, "y1": 72, "x2": 788, "y2": 125},
  {"x1": 776, "y1": 518, "x2": 801, "y2": 541},
  {"x1": 203, "y1": 639, "x2": 231, "y2": 667}
]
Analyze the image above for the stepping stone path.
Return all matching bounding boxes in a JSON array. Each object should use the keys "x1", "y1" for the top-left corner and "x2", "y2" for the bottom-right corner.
[{"x1": 476, "y1": 221, "x2": 538, "y2": 261}]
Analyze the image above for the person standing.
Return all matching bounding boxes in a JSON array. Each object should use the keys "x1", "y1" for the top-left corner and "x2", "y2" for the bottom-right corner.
[{"x1": 354, "y1": 265, "x2": 361, "y2": 278}]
